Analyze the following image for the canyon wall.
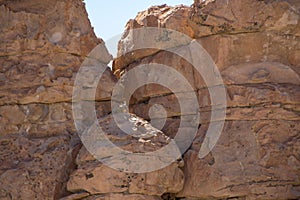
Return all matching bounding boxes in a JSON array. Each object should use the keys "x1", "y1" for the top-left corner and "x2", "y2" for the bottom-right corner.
[
  {"x1": 0, "y1": 0, "x2": 299, "y2": 200},
  {"x1": 113, "y1": 0, "x2": 300, "y2": 199},
  {"x1": 0, "y1": 0, "x2": 115, "y2": 199}
]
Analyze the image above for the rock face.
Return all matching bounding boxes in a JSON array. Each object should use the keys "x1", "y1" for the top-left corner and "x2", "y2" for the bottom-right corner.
[
  {"x1": 0, "y1": 0, "x2": 115, "y2": 199},
  {"x1": 0, "y1": 0, "x2": 299, "y2": 200},
  {"x1": 67, "y1": 114, "x2": 184, "y2": 196},
  {"x1": 112, "y1": 0, "x2": 300, "y2": 199}
]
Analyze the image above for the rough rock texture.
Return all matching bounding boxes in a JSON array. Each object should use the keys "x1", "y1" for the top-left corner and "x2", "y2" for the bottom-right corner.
[
  {"x1": 1, "y1": 0, "x2": 300, "y2": 200},
  {"x1": 0, "y1": 0, "x2": 115, "y2": 199},
  {"x1": 112, "y1": 0, "x2": 300, "y2": 199},
  {"x1": 0, "y1": 1, "x2": 185, "y2": 199},
  {"x1": 67, "y1": 115, "x2": 184, "y2": 197}
]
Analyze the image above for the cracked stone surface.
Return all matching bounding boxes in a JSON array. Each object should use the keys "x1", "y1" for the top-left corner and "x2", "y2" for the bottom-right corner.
[
  {"x1": 111, "y1": 0, "x2": 300, "y2": 199},
  {"x1": 0, "y1": 0, "x2": 115, "y2": 199},
  {"x1": 0, "y1": 0, "x2": 299, "y2": 200}
]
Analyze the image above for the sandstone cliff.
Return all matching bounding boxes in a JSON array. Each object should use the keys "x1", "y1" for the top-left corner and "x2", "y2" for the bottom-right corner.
[
  {"x1": 0, "y1": 0, "x2": 299, "y2": 200},
  {"x1": 0, "y1": 0, "x2": 115, "y2": 199},
  {"x1": 112, "y1": 0, "x2": 300, "y2": 199}
]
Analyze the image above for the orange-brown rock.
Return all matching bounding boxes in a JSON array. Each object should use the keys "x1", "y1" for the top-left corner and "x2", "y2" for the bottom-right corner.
[
  {"x1": 0, "y1": 0, "x2": 115, "y2": 199},
  {"x1": 112, "y1": 0, "x2": 300, "y2": 199},
  {"x1": 1, "y1": 0, "x2": 300, "y2": 199},
  {"x1": 61, "y1": 193, "x2": 161, "y2": 200},
  {"x1": 67, "y1": 115, "x2": 185, "y2": 196}
]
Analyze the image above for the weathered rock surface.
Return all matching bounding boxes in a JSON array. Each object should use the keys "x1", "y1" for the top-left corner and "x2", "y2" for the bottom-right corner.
[
  {"x1": 67, "y1": 158, "x2": 184, "y2": 197},
  {"x1": 67, "y1": 115, "x2": 184, "y2": 196},
  {"x1": 0, "y1": 135, "x2": 73, "y2": 199},
  {"x1": 0, "y1": 0, "x2": 115, "y2": 199},
  {"x1": 114, "y1": 0, "x2": 300, "y2": 75},
  {"x1": 61, "y1": 193, "x2": 162, "y2": 200},
  {"x1": 111, "y1": 0, "x2": 300, "y2": 199},
  {"x1": 1, "y1": 0, "x2": 300, "y2": 199}
]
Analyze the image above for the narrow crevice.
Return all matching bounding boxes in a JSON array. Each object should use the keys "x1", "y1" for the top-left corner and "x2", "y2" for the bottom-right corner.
[{"x1": 54, "y1": 136, "x2": 82, "y2": 200}]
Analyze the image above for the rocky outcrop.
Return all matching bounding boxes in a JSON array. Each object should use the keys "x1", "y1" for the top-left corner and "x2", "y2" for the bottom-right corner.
[
  {"x1": 111, "y1": 0, "x2": 300, "y2": 199},
  {"x1": 0, "y1": 0, "x2": 115, "y2": 199},
  {"x1": 1, "y1": 0, "x2": 299, "y2": 200},
  {"x1": 0, "y1": 0, "x2": 185, "y2": 199},
  {"x1": 67, "y1": 114, "x2": 184, "y2": 197}
]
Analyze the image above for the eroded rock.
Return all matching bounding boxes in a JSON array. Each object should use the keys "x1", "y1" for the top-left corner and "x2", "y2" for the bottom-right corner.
[
  {"x1": 67, "y1": 114, "x2": 184, "y2": 196},
  {"x1": 111, "y1": 0, "x2": 300, "y2": 199},
  {"x1": 1, "y1": 0, "x2": 300, "y2": 199}
]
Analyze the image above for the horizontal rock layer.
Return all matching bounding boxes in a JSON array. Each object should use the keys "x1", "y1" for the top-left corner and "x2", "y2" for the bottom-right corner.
[
  {"x1": 110, "y1": 0, "x2": 300, "y2": 199},
  {"x1": 0, "y1": 0, "x2": 115, "y2": 199},
  {"x1": 0, "y1": 0, "x2": 299, "y2": 200}
]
